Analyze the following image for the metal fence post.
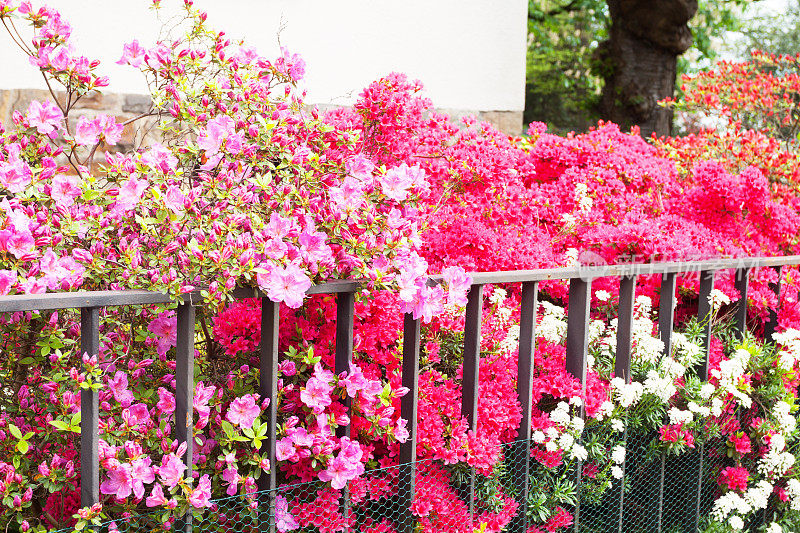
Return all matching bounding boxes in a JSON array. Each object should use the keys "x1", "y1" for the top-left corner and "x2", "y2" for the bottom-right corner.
[
  {"x1": 734, "y1": 268, "x2": 750, "y2": 338},
  {"x1": 174, "y1": 301, "x2": 195, "y2": 533},
  {"x1": 509, "y1": 282, "x2": 538, "y2": 533},
  {"x1": 764, "y1": 266, "x2": 782, "y2": 340},
  {"x1": 461, "y1": 284, "x2": 484, "y2": 520},
  {"x1": 565, "y1": 277, "x2": 591, "y2": 532},
  {"x1": 658, "y1": 273, "x2": 676, "y2": 358},
  {"x1": 334, "y1": 292, "x2": 355, "y2": 523},
  {"x1": 398, "y1": 313, "x2": 421, "y2": 533},
  {"x1": 696, "y1": 270, "x2": 716, "y2": 379},
  {"x1": 656, "y1": 272, "x2": 676, "y2": 533},
  {"x1": 615, "y1": 276, "x2": 636, "y2": 533},
  {"x1": 80, "y1": 307, "x2": 100, "y2": 509},
  {"x1": 258, "y1": 298, "x2": 279, "y2": 533}
]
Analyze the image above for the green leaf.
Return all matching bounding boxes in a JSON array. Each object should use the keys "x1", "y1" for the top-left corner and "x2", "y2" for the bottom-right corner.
[
  {"x1": 17, "y1": 439, "x2": 29, "y2": 454},
  {"x1": 48, "y1": 420, "x2": 71, "y2": 431},
  {"x1": 8, "y1": 424, "x2": 22, "y2": 440},
  {"x1": 19, "y1": 357, "x2": 35, "y2": 365}
]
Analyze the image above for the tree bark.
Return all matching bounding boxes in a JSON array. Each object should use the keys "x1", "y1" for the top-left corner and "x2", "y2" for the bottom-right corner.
[{"x1": 599, "y1": 0, "x2": 698, "y2": 137}]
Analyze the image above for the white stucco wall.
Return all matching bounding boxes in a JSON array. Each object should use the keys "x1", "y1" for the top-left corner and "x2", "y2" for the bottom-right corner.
[{"x1": 0, "y1": 0, "x2": 527, "y2": 113}]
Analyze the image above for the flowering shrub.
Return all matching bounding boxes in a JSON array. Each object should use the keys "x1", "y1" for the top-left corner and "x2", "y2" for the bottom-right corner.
[{"x1": 1, "y1": 1, "x2": 800, "y2": 533}]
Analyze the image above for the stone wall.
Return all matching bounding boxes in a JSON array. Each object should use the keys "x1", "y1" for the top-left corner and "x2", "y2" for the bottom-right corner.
[{"x1": 0, "y1": 89, "x2": 524, "y2": 144}]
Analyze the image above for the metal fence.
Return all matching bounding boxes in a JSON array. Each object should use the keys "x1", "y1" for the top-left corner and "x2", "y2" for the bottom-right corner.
[{"x1": 3, "y1": 255, "x2": 800, "y2": 533}]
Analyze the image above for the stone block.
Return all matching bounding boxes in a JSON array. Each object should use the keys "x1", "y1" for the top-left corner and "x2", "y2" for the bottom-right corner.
[{"x1": 123, "y1": 94, "x2": 152, "y2": 114}]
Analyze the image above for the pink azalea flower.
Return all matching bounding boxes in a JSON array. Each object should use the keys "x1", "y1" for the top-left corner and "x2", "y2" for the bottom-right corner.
[
  {"x1": 193, "y1": 382, "x2": 216, "y2": 421},
  {"x1": 187, "y1": 474, "x2": 212, "y2": 508},
  {"x1": 339, "y1": 364, "x2": 367, "y2": 398},
  {"x1": 344, "y1": 154, "x2": 375, "y2": 181},
  {"x1": 275, "y1": 495, "x2": 299, "y2": 532},
  {"x1": 276, "y1": 437, "x2": 296, "y2": 461},
  {"x1": 0, "y1": 155, "x2": 32, "y2": 193},
  {"x1": 197, "y1": 115, "x2": 236, "y2": 156},
  {"x1": 157, "y1": 453, "x2": 186, "y2": 489},
  {"x1": 99, "y1": 116, "x2": 124, "y2": 145},
  {"x1": 140, "y1": 143, "x2": 178, "y2": 173},
  {"x1": 6, "y1": 231, "x2": 35, "y2": 259},
  {"x1": 226, "y1": 395, "x2": 261, "y2": 428},
  {"x1": 26, "y1": 100, "x2": 63, "y2": 136},
  {"x1": 100, "y1": 460, "x2": 134, "y2": 499},
  {"x1": 378, "y1": 164, "x2": 415, "y2": 201},
  {"x1": 163, "y1": 185, "x2": 186, "y2": 214},
  {"x1": 130, "y1": 457, "x2": 155, "y2": 499},
  {"x1": 317, "y1": 456, "x2": 356, "y2": 490},
  {"x1": 0, "y1": 270, "x2": 17, "y2": 295},
  {"x1": 147, "y1": 312, "x2": 177, "y2": 357},
  {"x1": 330, "y1": 176, "x2": 365, "y2": 212},
  {"x1": 74, "y1": 116, "x2": 102, "y2": 145},
  {"x1": 145, "y1": 483, "x2": 168, "y2": 507},
  {"x1": 299, "y1": 229, "x2": 333, "y2": 264},
  {"x1": 441, "y1": 265, "x2": 472, "y2": 307},
  {"x1": 114, "y1": 178, "x2": 149, "y2": 212},
  {"x1": 156, "y1": 387, "x2": 175, "y2": 414},
  {"x1": 262, "y1": 263, "x2": 312, "y2": 309},
  {"x1": 123, "y1": 403, "x2": 151, "y2": 428},
  {"x1": 221, "y1": 465, "x2": 240, "y2": 496},
  {"x1": 394, "y1": 419, "x2": 410, "y2": 443},
  {"x1": 117, "y1": 39, "x2": 146, "y2": 68},
  {"x1": 50, "y1": 174, "x2": 82, "y2": 206},
  {"x1": 107, "y1": 371, "x2": 134, "y2": 407},
  {"x1": 300, "y1": 376, "x2": 333, "y2": 413}
]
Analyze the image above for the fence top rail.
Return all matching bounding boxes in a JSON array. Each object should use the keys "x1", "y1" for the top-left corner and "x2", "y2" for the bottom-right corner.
[{"x1": 1, "y1": 255, "x2": 799, "y2": 313}]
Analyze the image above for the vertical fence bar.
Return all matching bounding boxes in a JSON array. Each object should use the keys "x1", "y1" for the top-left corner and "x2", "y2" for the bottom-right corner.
[
  {"x1": 509, "y1": 282, "x2": 538, "y2": 533},
  {"x1": 565, "y1": 278, "x2": 591, "y2": 399},
  {"x1": 398, "y1": 313, "x2": 421, "y2": 533},
  {"x1": 258, "y1": 298, "x2": 279, "y2": 533},
  {"x1": 80, "y1": 307, "x2": 100, "y2": 509},
  {"x1": 615, "y1": 276, "x2": 635, "y2": 533},
  {"x1": 658, "y1": 272, "x2": 676, "y2": 358},
  {"x1": 696, "y1": 270, "x2": 716, "y2": 379},
  {"x1": 764, "y1": 266, "x2": 782, "y2": 341},
  {"x1": 656, "y1": 272, "x2": 675, "y2": 533},
  {"x1": 461, "y1": 284, "x2": 484, "y2": 520},
  {"x1": 335, "y1": 292, "x2": 355, "y2": 438},
  {"x1": 174, "y1": 301, "x2": 195, "y2": 533},
  {"x1": 615, "y1": 276, "x2": 636, "y2": 382},
  {"x1": 734, "y1": 268, "x2": 750, "y2": 338},
  {"x1": 565, "y1": 277, "x2": 591, "y2": 533},
  {"x1": 334, "y1": 292, "x2": 355, "y2": 523}
]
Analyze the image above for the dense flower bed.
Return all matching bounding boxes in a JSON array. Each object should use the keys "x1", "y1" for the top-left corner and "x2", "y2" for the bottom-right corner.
[{"x1": 1, "y1": 2, "x2": 800, "y2": 533}]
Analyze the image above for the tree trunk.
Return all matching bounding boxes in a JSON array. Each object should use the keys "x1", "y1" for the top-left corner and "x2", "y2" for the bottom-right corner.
[{"x1": 599, "y1": 0, "x2": 698, "y2": 137}]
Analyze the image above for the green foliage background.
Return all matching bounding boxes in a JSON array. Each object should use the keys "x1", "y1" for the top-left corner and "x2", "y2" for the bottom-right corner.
[{"x1": 525, "y1": 0, "x2": 760, "y2": 135}]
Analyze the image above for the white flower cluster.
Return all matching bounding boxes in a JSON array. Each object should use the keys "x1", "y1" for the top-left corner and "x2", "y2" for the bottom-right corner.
[
  {"x1": 773, "y1": 401, "x2": 797, "y2": 434},
  {"x1": 712, "y1": 481, "x2": 772, "y2": 525},
  {"x1": 545, "y1": 401, "x2": 587, "y2": 461},
  {"x1": 499, "y1": 324, "x2": 520, "y2": 354},
  {"x1": 575, "y1": 182, "x2": 593, "y2": 213},
  {"x1": 686, "y1": 401, "x2": 711, "y2": 418},
  {"x1": 643, "y1": 370, "x2": 677, "y2": 404},
  {"x1": 610, "y1": 377, "x2": 644, "y2": 408},
  {"x1": 712, "y1": 491, "x2": 751, "y2": 521},
  {"x1": 773, "y1": 329, "x2": 800, "y2": 370},
  {"x1": 708, "y1": 288, "x2": 731, "y2": 312},
  {"x1": 539, "y1": 301, "x2": 567, "y2": 344},
  {"x1": 785, "y1": 478, "x2": 800, "y2": 511},
  {"x1": 595, "y1": 290, "x2": 611, "y2": 302},
  {"x1": 757, "y1": 434, "x2": 795, "y2": 478},
  {"x1": 672, "y1": 332, "x2": 702, "y2": 367},
  {"x1": 710, "y1": 348, "x2": 752, "y2": 409},
  {"x1": 766, "y1": 523, "x2": 783, "y2": 533},
  {"x1": 667, "y1": 406, "x2": 693, "y2": 425}
]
